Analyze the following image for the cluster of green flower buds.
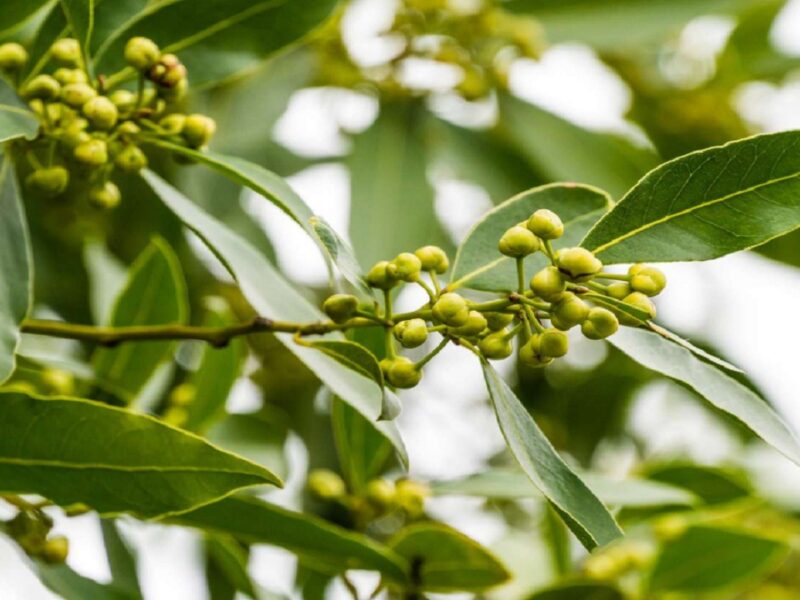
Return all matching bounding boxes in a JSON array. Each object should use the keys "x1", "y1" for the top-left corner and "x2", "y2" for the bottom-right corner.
[
  {"x1": 0, "y1": 37, "x2": 215, "y2": 209},
  {"x1": 4, "y1": 508, "x2": 69, "y2": 564},
  {"x1": 162, "y1": 382, "x2": 196, "y2": 427}
]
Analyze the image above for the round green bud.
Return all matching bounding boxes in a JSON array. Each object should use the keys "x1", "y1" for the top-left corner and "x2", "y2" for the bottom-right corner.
[
  {"x1": 53, "y1": 67, "x2": 87, "y2": 85},
  {"x1": 182, "y1": 114, "x2": 217, "y2": 148},
  {"x1": 40, "y1": 368, "x2": 74, "y2": 395},
  {"x1": 365, "y1": 260, "x2": 397, "y2": 290},
  {"x1": 116, "y1": 121, "x2": 141, "y2": 136},
  {"x1": 538, "y1": 328, "x2": 569, "y2": 358},
  {"x1": 169, "y1": 382, "x2": 196, "y2": 407},
  {"x1": 322, "y1": 293, "x2": 359, "y2": 323},
  {"x1": 25, "y1": 167, "x2": 69, "y2": 197},
  {"x1": 82, "y1": 96, "x2": 118, "y2": 129},
  {"x1": 394, "y1": 318, "x2": 428, "y2": 348},
  {"x1": 557, "y1": 247, "x2": 603, "y2": 281},
  {"x1": 162, "y1": 406, "x2": 188, "y2": 427},
  {"x1": 530, "y1": 266, "x2": 566, "y2": 302},
  {"x1": 22, "y1": 75, "x2": 61, "y2": 100},
  {"x1": 51, "y1": 38, "x2": 81, "y2": 65},
  {"x1": 414, "y1": 245, "x2": 449, "y2": 273},
  {"x1": 583, "y1": 552, "x2": 622, "y2": 581},
  {"x1": 388, "y1": 252, "x2": 422, "y2": 282},
  {"x1": 385, "y1": 356, "x2": 422, "y2": 389},
  {"x1": 606, "y1": 282, "x2": 631, "y2": 300},
  {"x1": 581, "y1": 307, "x2": 618, "y2": 340},
  {"x1": 432, "y1": 292, "x2": 470, "y2": 327},
  {"x1": 160, "y1": 77, "x2": 188, "y2": 101},
  {"x1": 60, "y1": 123, "x2": 90, "y2": 149},
  {"x1": 74, "y1": 138, "x2": 108, "y2": 166},
  {"x1": 40, "y1": 536, "x2": 69, "y2": 564},
  {"x1": 365, "y1": 478, "x2": 395, "y2": 507},
  {"x1": 550, "y1": 292, "x2": 589, "y2": 330},
  {"x1": 621, "y1": 292, "x2": 656, "y2": 325},
  {"x1": 498, "y1": 225, "x2": 540, "y2": 257},
  {"x1": 114, "y1": 144, "x2": 147, "y2": 172},
  {"x1": 109, "y1": 89, "x2": 137, "y2": 114},
  {"x1": 307, "y1": 469, "x2": 346, "y2": 500},
  {"x1": 527, "y1": 208, "x2": 563, "y2": 240},
  {"x1": 149, "y1": 53, "x2": 186, "y2": 88},
  {"x1": 88, "y1": 181, "x2": 121, "y2": 209},
  {"x1": 61, "y1": 82, "x2": 96, "y2": 108},
  {"x1": 485, "y1": 312, "x2": 514, "y2": 331},
  {"x1": 395, "y1": 479, "x2": 429, "y2": 518},
  {"x1": 629, "y1": 264, "x2": 666, "y2": 296},
  {"x1": 519, "y1": 336, "x2": 552, "y2": 368},
  {"x1": 0, "y1": 43, "x2": 28, "y2": 71},
  {"x1": 124, "y1": 36, "x2": 160, "y2": 71},
  {"x1": 159, "y1": 113, "x2": 186, "y2": 135},
  {"x1": 653, "y1": 514, "x2": 688, "y2": 541},
  {"x1": 478, "y1": 331, "x2": 513, "y2": 360},
  {"x1": 450, "y1": 310, "x2": 487, "y2": 337}
]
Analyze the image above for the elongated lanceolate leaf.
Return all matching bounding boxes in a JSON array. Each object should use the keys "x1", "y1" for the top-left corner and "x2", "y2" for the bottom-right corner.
[{"x1": 0, "y1": 0, "x2": 51, "y2": 36}]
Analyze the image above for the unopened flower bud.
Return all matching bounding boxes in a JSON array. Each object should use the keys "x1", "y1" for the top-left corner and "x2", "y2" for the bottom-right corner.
[
  {"x1": 365, "y1": 260, "x2": 397, "y2": 290},
  {"x1": 82, "y1": 96, "x2": 118, "y2": 129},
  {"x1": 124, "y1": 37, "x2": 160, "y2": 71},
  {"x1": 116, "y1": 121, "x2": 141, "y2": 136},
  {"x1": 114, "y1": 144, "x2": 147, "y2": 172},
  {"x1": 450, "y1": 310, "x2": 487, "y2": 337},
  {"x1": 388, "y1": 252, "x2": 422, "y2": 282},
  {"x1": 519, "y1": 336, "x2": 552, "y2": 367},
  {"x1": 41, "y1": 536, "x2": 69, "y2": 564},
  {"x1": 478, "y1": 332, "x2": 513, "y2": 360},
  {"x1": 0, "y1": 43, "x2": 28, "y2": 71},
  {"x1": 629, "y1": 264, "x2": 666, "y2": 296},
  {"x1": 88, "y1": 181, "x2": 121, "y2": 209},
  {"x1": 498, "y1": 225, "x2": 540, "y2": 257},
  {"x1": 308, "y1": 469, "x2": 346, "y2": 500},
  {"x1": 159, "y1": 113, "x2": 186, "y2": 135},
  {"x1": 527, "y1": 208, "x2": 563, "y2": 240},
  {"x1": 530, "y1": 266, "x2": 566, "y2": 302},
  {"x1": 414, "y1": 245, "x2": 449, "y2": 273},
  {"x1": 581, "y1": 307, "x2": 619, "y2": 340},
  {"x1": 395, "y1": 479, "x2": 429, "y2": 518},
  {"x1": 322, "y1": 293, "x2": 359, "y2": 323},
  {"x1": 51, "y1": 38, "x2": 81, "y2": 65},
  {"x1": 169, "y1": 382, "x2": 196, "y2": 407},
  {"x1": 40, "y1": 368, "x2": 74, "y2": 395},
  {"x1": 432, "y1": 293, "x2": 469, "y2": 327},
  {"x1": 149, "y1": 53, "x2": 186, "y2": 88},
  {"x1": 365, "y1": 479, "x2": 395, "y2": 507},
  {"x1": 485, "y1": 312, "x2": 514, "y2": 331},
  {"x1": 538, "y1": 328, "x2": 569, "y2": 358},
  {"x1": 394, "y1": 318, "x2": 428, "y2": 348},
  {"x1": 182, "y1": 114, "x2": 216, "y2": 148},
  {"x1": 620, "y1": 292, "x2": 656, "y2": 325},
  {"x1": 22, "y1": 75, "x2": 61, "y2": 101},
  {"x1": 606, "y1": 282, "x2": 631, "y2": 299},
  {"x1": 385, "y1": 356, "x2": 422, "y2": 388},
  {"x1": 557, "y1": 247, "x2": 602, "y2": 281},
  {"x1": 550, "y1": 292, "x2": 589, "y2": 330},
  {"x1": 74, "y1": 138, "x2": 108, "y2": 166},
  {"x1": 61, "y1": 82, "x2": 96, "y2": 107},
  {"x1": 53, "y1": 67, "x2": 87, "y2": 85},
  {"x1": 109, "y1": 89, "x2": 137, "y2": 114},
  {"x1": 26, "y1": 167, "x2": 69, "y2": 197}
]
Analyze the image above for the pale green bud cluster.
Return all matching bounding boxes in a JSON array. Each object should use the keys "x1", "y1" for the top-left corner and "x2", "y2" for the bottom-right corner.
[{"x1": 4, "y1": 508, "x2": 69, "y2": 564}]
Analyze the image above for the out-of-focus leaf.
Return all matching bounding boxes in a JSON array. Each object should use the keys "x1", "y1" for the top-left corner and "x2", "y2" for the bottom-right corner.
[
  {"x1": 0, "y1": 390, "x2": 281, "y2": 518},
  {"x1": 0, "y1": 103, "x2": 38, "y2": 143},
  {"x1": 58, "y1": 0, "x2": 93, "y2": 63},
  {"x1": 646, "y1": 323, "x2": 742, "y2": 373},
  {"x1": 582, "y1": 130, "x2": 800, "y2": 264},
  {"x1": 206, "y1": 413, "x2": 288, "y2": 480},
  {"x1": 609, "y1": 327, "x2": 800, "y2": 466},
  {"x1": 91, "y1": 237, "x2": 188, "y2": 403},
  {"x1": 0, "y1": 158, "x2": 32, "y2": 385},
  {"x1": 101, "y1": 519, "x2": 142, "y2": 599},
  {"x1": 642, "y1": 463, "x2": 752, "y2": 505},
  {"x1": 451, "y1": 183, "x2": 611, "y2": 292},
  {"x1": 171, "y1": 495, "x2": 409, "y2": 582},
  {"x1": 83, "y1": 240, "x2": 127, "y2": 326},
  {"x1": 526, "y1": 581, "x2": 625, "y2": 600},
  {"x1": 206, "y1": 535, "x2": 256, "y2": 599},
  {"x1": 648, "y1": 525, "x2": 788, "y2": 593},
  {"x1": 482, "y1": 362, "x2": 623, "y2": 549},
  {"x1": 35, "y1": 563, "x2": 131, "y2": 600},
  {"x1": 0, "y1": 0, "x2": 52, "y2": 38},
  {"x1": 498, "y1": 93, "x2": 658, "y2": 200},
  {"x1": 89, "y1": 0, "x2": 147, "y2": 54},
  {"x1": 388, "y1": 522, "x2": 510, "y2": 592}
]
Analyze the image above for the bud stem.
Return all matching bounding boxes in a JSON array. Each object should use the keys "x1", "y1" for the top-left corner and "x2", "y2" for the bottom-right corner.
[
  {"x1": 414, "y1": 337, "x2": 449, "y2": 369},
  {"x1": 516, "y1": 257, "x2": 526, "y2": 294},
  {"x1": 596, "y1": 272, "x2": 630, "y2": 281}
]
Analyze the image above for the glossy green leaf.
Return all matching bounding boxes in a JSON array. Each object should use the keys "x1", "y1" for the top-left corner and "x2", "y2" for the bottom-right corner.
[
  {"x1": 302, "y1": 339, "x2": 383, "y2": 391},
  {"x1": 0, "y1": 82, "x2": 39, "y2": 141},
  {"x1": 206, "y1": 535, "x2": 256, "y2": 599},
  {"x1": 0, "y1": 159, "x2": 32, "y2": 385},
  {"x1": 144, "y1": 171, "x2": 408, "y2": 464},
  {"x1": 170, "y1": 495, "x2": 408, "y2": 582},
  {"x1": 83, "y1": 239, "x2": 127, "y2": 326},
  {"x1": 498, "y1": 93, "x2": 658, "y2": 200},
  {"x1": 309, "y1": 216, "x2": 371, "y2": 296},
  {"x1": 89, "y1": 0, "x2": 147, "y2": 55},
  {"x1": 206, "y1": 413, "x2": 288, "y2": 480},
  {"x1": 642, "y1": 463, "x2": 752, "y2": 505},
  {"x1": 21, "y1": 2, "x2": 67, "y2": 79},
  {"x1": 0, "y1": 0, "x2": 51, "y2": 37},
  {"x1": 526, "y1": 581, "x2": 625, "y2": 600},
  {"x1": 101, "y1": 519, "x2": 142, "y2": 599},
  {"x1": 609, "y1": 327, "x2": 800, "y2": 466},
  {"x1": 482, "y1": 362, "x2": 622, "y2": 549},
  {"x1": 94, "y1": 0, "x2": 338, "y2": 88},
  {"x1": 36, "y1": 563, "x2": 131, "y2": 600},
  {"x1": 582, "y1": 131, "x2": 800, "y2": 263},
  {"x1": 91, "y1": 237, "x2": 188, "y2": 403},
  {"x1": 0, "y1": 390, "x2": 281, "y2": 518},
  {"x1": 388, "y1": 522, "x2": 509, "y2": 592},
  {"x1": 646, "y1": 322, "x2": 742, "y2": 373},
  {"x1": 451, "y1": 183, "x2": 611, "y2": 292},
  {"x1": 648, "y1": 525, "x2": 788, "y2": 593},
  {"x1": 59, "y1": 0, "x2": 93, "y2": 63}
]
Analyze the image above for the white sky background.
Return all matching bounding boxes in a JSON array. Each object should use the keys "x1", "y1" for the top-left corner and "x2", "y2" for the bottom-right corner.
[{"x1": 7, "y1": 0, "x2": 800, "y2": 598}]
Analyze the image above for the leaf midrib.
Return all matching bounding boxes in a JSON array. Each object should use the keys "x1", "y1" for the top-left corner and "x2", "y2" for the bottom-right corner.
[{"x1": 0, "y1": 455, "x2": 272, "y2": 476}]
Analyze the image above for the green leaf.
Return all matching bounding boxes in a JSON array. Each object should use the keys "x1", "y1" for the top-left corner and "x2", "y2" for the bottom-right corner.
[
  {"x1": 170, "y1": 495, "x2": 409, "y2": 582},
  {"x1": 582, "y1": 292, "x2": 651, "y2": 323},
  {"x1": 83, "y1": 239, "x2": 127, "y2": 326},
  {"x1": 302, "y1": 339, "x2": 384, "y2": 391},
  {"x1": 348, "y1": 101, "x2": 450, "y2": 266},
  {"x1": 206, "y1": 413, "x2": 288, "y2": 480},
  {"x1": 648, "y1": 525, "x2": 788, "y2": 593},
  {"x1": 59, "y1": 0, "x2": 93, "y2": 63},
  {"x1": 35, "y1": 563, "x2": 131, "y2": 600},
  {"x1": 309, "y1": 216, "x2": 371, "y2": 297},
  {"x1": 0, "y1": 0, "x2": 51, "y2": 37},
  {"x1": 526, "y1": 581, "x2": 625, "y2": 600},
  {"x1": 143, "y1": 171, "x2": 408, "y2": 464},
  {"x1": 0, "y1": 83, "x2": 39, "y2": 141},
  {"x1": 94, "y1": 0, "x2": 338, "y2": 88},
  {"x1": 0, "y1": 158, "x2": 32, "y2": 384},
  {"x1": 451, "y1": 183, "x2": 611, "y2": 292},
  {"x1": 646, "y1": 322, "x2": 742, "y2": 373},
  {"x1": 0, "y1": 390, "x2": 281, "y2": 518},
  {"x1": 482, "y1": 362, "x2": 623, "y2": 550},
  {"x1": 388, "y1": 522, "x2": 509, "y2": 592},
  {"x1": 609, "y1": 327, "x2": 800, "y2": 466},
  {"x1": 101, "y1": 519, "x2": 142, "y2": 599},
  {"x1": 581, "y1": 130, "x2": 800, "y2": 263},
  {"x1": 205, "y1": 535, "x2": 256, "y2": 599},
  {"x1": 642, "y1": 463, "x2": 752, "y2": 505},
  {"x1": 498, "y1": 93, "x2": 658, "y2": 200}
]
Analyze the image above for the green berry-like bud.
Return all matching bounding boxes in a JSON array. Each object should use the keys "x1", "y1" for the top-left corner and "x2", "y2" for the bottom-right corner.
[
  {"x1": 388, "y1": 252, "x2": 422, "y2": 282},
  {"x1": 169, "y1": 382, "x2": 196, "y2": 407},
  {"x1": 557, "y1": 247, "x2": 602, "y2": 281},
  {"x1": 51, "y1": 38, "x2": 81, "y2": 65},
  {"x1": 395, "y1": 479, "x2": 429, "y2": 518},
  {"x1": 74, "y1": 138, "x2": 108, "y2": 166},
  {"x1": 124, "y1": 36, "x2": 160, "y2": 70},
  {"x1": 182, "y1": 114, "x2": 216, "y2": 148},
  {"x1": 538, "y1": 328, "x2": 569, "y2": 358},
  {"x1": 82, "y1": 96, "x2": 118, "y2": 129},
  {"x1": 160, "y1": 77, "x2": 188, "y2": 101},
  {"x1": 629, "y1": 264, "x2": 666, "y2": 297},
  {"x1": 450, "y1": 310, "x2": 487, "y2": 337},
  {"x1": 53, "y1": 67, "x2": 87, "y2": 85},
  {"x1": 498, "y1": 225, "x2": 540, "y2": 257},
  {"x1": 114, "y1": 144, "x2": 147, "y2": 172},
  {"x1": 149, "y1": 53, "x2": 186, "y2": 87},
  {"x1": 307, "y1": 469, "x2": 346, "y2": 500},
  {"x1": 485, "y1": 312, "x2": 514, "y2": 331},
  {"x1": 41, "y1": 368, "x2": 74, "y2": 395},
  {"x1": 25, "y1": 167, "x2": 69, "y2": 197},
  {"x1": 606, "y1": 282, "x2": 631, "y2": 300},
  {"x1": 162, "y1": 406, "x2": 188, "y2": 427},
  {"x1": 414, "y1": 245, "x2": 449, "y2": 273},
  {"x1": 519, "y1": 336, "x2": 552, "y2": 368},
  {"x1": 550, "y1": 292, "x2": 589, "y2": 330},
  {"x1": 432, "y1": 292, "x2": 470, "y2": 327},
  {"x1": 394, "y1": 318, "x2": 428, "y2": 348},
  {"x1": 159, "y1": 113, "x2": 186, "y2": 135},
  {"x1": 620, "y1": 292, "x2": 656, "y2": 325},
  {"x1": 22, "y1": 75, "x2": 61, "y2": 100},
  {"x1": 527, "y1": 208, "x2": 563, "y2": 240},
  {"x1": 88, "y1": 182, "x2": 121, "y2": 210},
  {"x1": 0, "y1": 43, "x2": 28, "y2": 71},
  {"x1": 61, "y1": 82, "x2": 96, "y2": 107},
  {"x1": 109, "y1": 89, "x2": 137, "y2": 114},
  {"x1": 478, "y1": 332, "x2": 513, "y2": 360},
  {"x1": 322, "y1": 293, "x2": 359, "y2": 323},
  {"x1": 365, "y1": 479, "x2": 395, "y2": 507},
  {"x1": 365, "y1": 260, "x2": 397, "y2": 289},
  {"x1": 116, "y1": 121, "x2": 141, "y2": 136},
  {"x1": 41, "y1": 536, "x2": 69, "y2": 564},
  {"x1": 530, "y1": 266, "x2": 566, "y2": 302},
  {"x1": 581, "y1": 307, "x2": 619, "y2": 340},
  {"x1": 61, "y1": 124, "x2": 90, "y2": 149},
  {"x1": 385, "y1": 356, "x2": 422, "y2": 388}
]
